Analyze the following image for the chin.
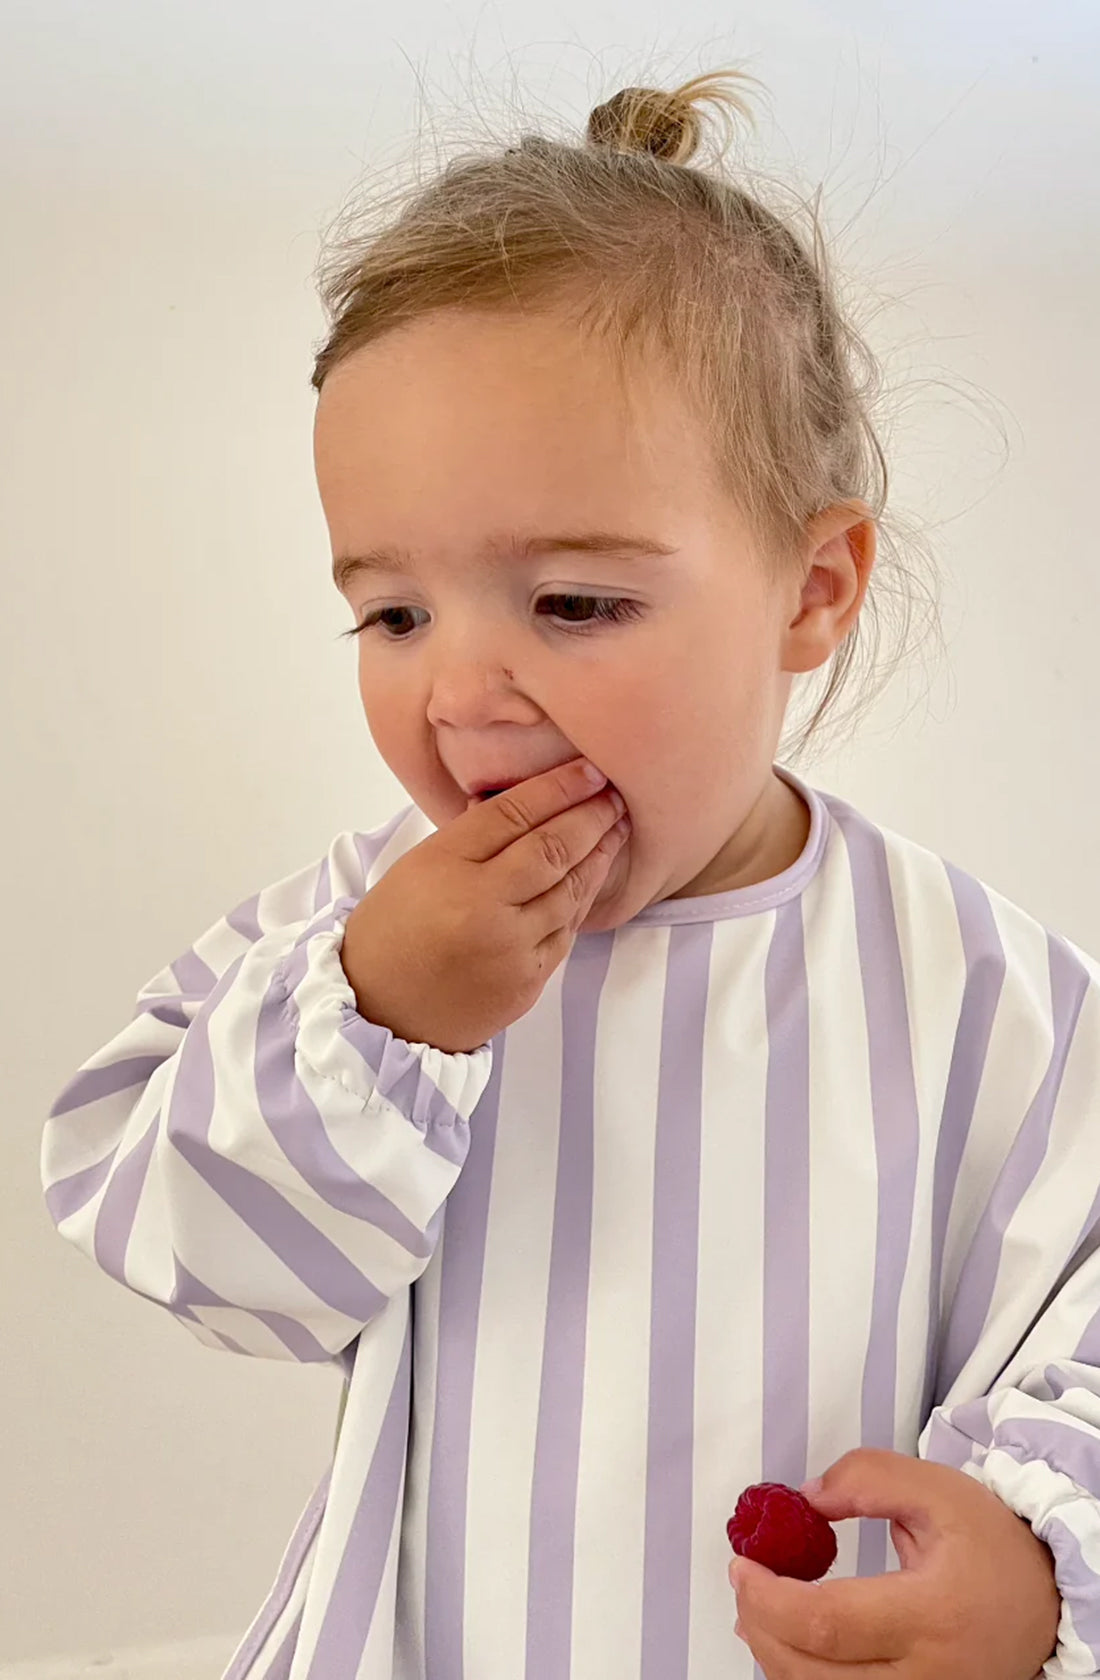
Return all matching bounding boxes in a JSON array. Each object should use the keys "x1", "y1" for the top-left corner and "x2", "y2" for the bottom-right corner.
[{"x1": 577, "y1": 861, "x2": 637, "y2": 934}]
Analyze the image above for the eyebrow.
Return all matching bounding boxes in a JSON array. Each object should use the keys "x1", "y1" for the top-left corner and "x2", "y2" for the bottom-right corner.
[{"x1": 332, "y1": 531, "x2": 677, "y2": 592}]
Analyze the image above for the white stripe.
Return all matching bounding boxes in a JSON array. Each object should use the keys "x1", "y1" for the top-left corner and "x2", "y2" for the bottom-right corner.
[
  {"x1": 804, "y1": 832, "x2": 881, "y2": 1575},
  {"x1": 570, "y1": 925, "x2": 666, "y2": 1675},
  {"x1": 688, "y1": 915, "x2": 772, "y2": 1672},
  {"x1": 462, "y1": 966, "x2": 566, "y2": 1676}
]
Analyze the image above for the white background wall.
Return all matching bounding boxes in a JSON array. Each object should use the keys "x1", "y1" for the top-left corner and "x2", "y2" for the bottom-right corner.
[{"x1": 3, "y1": 0, "x2": 1098, "y2": 1667}]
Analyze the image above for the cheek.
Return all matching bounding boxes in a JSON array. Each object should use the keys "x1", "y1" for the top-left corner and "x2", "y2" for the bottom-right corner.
[{"x1": 357, "y1": 663, "x2": 421, "y2": 772}]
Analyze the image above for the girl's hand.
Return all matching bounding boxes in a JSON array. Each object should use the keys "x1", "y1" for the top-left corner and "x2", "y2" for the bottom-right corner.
[
  {"x1": 340, "y1": 758, "x2": 629, "y2": 1053},
  {"x1": 729, "y1": 1447, "x2": 1061, "y2": 1678}
]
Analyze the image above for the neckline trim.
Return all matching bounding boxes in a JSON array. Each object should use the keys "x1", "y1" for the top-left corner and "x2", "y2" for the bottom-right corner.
[{"x1": 625, "y1": 763, "x2": 831, "y2": 927}]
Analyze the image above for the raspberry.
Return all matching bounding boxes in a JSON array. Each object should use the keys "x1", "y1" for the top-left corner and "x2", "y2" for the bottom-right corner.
[{"x1": 727, "y1": 1482, "x2": 837, "y2": 1581}]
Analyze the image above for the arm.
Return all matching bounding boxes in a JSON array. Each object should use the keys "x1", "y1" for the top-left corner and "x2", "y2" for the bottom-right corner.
[
  {"x1": 42, "y1": 825, "x2": 492, "y2": 1362},
  {"x1": 920, "y1": 933, "x2": 1100, "y2": 1676}
]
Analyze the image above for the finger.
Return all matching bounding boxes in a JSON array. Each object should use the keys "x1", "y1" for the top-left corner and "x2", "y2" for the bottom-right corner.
[
  {"x1": 526, "y1": 816, "x2": 630, "y2": 940},
  {"x1": 730, "y1": 1556, "x2": 919, "y2": 1663},
  {"x1": 802, "y1": 1448, "x2": 969, "y2": 1539},
  {"x1": 493, "y1": 788, "x2": 626, "y2": 906},
  {"x1": 736, "y1": 1616, "x2": 899, "y2": 1678},
  {"x1": 451, "y1": 758, "x2": 609, "y2": 863}
]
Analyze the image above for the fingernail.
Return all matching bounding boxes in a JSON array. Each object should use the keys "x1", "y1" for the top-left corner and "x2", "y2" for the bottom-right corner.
[
  {"x1": 800, "y1": 1476, "x2": 824, "y2": 1499},
  {"x1": 579, "y1": 760, "x2": 607, "y2": 786}
]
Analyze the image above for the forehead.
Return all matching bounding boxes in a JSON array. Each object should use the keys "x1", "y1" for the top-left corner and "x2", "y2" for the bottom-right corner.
[{"x1": 312, "y1": 307, "x2": 714, "y2": 519}]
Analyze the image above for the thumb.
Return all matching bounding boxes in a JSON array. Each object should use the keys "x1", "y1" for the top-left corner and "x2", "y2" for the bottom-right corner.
[{"x1": 799, "y1": 1448, "x2": 950, "y2": 1538}]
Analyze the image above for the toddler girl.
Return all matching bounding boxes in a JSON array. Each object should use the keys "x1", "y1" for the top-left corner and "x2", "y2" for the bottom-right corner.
[{"x1": 43, "y1": 69, "x2": 1100, "y2": 1680}]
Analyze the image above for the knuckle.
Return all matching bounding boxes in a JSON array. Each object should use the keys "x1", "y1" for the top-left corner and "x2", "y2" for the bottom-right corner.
[
  {"x1": 535, "y1": 827, "x2": 571, "y2": 874},
  {"x1": 493, "y1": 790, "x2": 535, "y2": 834},
  {"x1": 563, "y1": 864, "x2": 589, "y2": 906}
]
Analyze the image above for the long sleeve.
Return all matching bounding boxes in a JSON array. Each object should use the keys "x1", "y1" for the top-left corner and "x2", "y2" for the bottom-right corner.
[
  {"x1": 919, "y1": 930, "x2": 1100, "y2": 1678},
  {"x1": 42, "y1": 823, "x2": 493, "y2": 1363}
]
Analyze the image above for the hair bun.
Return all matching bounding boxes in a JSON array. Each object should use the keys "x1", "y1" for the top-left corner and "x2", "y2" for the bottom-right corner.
[
  {"x1": 586, "y1": 86, "x2": 698, "y2": 163},
  {"x1": 585, "y1": 70, "x2": 759, "y2": 166}
]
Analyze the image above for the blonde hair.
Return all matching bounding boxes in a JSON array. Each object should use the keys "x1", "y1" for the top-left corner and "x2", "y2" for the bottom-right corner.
[{"x1": 311, "y1": 67, "x2": 938, "y2": 759}]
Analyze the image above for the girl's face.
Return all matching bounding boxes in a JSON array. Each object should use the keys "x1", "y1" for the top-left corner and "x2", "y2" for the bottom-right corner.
[{"x1": 314, "y1": 305, "x2": 872, "y2": 932}]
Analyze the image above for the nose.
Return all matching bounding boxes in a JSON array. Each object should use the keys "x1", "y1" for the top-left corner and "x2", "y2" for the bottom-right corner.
[{"x1": 424, "y1": 637, "x2": 541, "y2": 732}]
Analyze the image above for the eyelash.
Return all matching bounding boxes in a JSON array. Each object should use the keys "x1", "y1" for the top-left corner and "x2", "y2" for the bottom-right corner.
[{"x1": 340, "y1": 594, "x2": 645, "y2": 641}]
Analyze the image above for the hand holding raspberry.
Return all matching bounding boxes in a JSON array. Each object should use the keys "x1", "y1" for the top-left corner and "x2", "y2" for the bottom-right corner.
[{"x1": 727, "y1": 1481, "x2": 838, "y2": 1581}]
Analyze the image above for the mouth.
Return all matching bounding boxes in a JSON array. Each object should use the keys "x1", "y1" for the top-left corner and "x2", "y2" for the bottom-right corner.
[
  {"x1": 466, "y1": 781, "x2": 522, "y2": 805},
  {"x1": 463, "y1": 769, "x2": 562, "y2": 803},
  {"x1": 460, "y1": 763, "x2": 618, "y2": 809}
]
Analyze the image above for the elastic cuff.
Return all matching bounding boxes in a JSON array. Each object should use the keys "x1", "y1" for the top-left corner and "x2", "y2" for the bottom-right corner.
[{"x1": 965, "y1": 1445, "x2": 1100, "y2": 1676}]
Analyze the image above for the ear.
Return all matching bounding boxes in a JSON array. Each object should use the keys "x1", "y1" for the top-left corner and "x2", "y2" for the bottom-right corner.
[{"x1": 781, "y1": 500, "x2": 877, "y2": 676}]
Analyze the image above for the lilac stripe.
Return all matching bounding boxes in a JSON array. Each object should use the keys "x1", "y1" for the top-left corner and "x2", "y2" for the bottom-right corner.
[
  {"x1": 922, "y1": 867, "x2": 1005, "y2": 1416},
  {"x1": 353, "y1": 807, "x2": 411, "y2": 883},
  {"x1": 132, "y1": 997, "x2": 196, "y2": 1030},
  {"x1": 423, "y1": 1037, "x2": 506, "y2": 1680},
  {"x1": 986, "y1": 1416, "x2": 1100, "y2": 1501},
  {"x1": 48, "y1": 1055, "x2": 165, "y2": 1118},
  {"x1": 306, "y1": 1319, "x2": 412, "y2": 1678},
  {"x1": 171, "y1": 946, "x2": 217, "y2": 994},
  {"x1": 930, "y1": 1392, "x2": 997, "y2": 1454},
  {"x1": 1040, "y1": 1512, "x2": 1100, "y2": 1664},
  {"x1": 172, "y1": 1259, "x2": 334, "y2": 1364},
  {"x1": 938, "y1": 933, "x2": 1090, "y2": 1395},
  {"x1": 226, "y1": 891, "x2": 263, "y2": 942},
  {"x1": 93, "y1": 1109, "x2": 160, "y2": 1282},
  {"x1": 759, "y1": 898, "x2": 812, "y2": 1486},
  {"x1": 525, "y1": 933, "x2": 615, "y2": 1680},
  {"x1": 640, "y1": 924, "x2": 711, "y2": 1680},
  {"x1": 166, "y1": 981, "x2": 387, "y2": 1324},
  {"x1": 255, "y1": 966, "x2": 437, "y2": 1255},
  {"x1": 264, "y1": 1608, "x2": 305, "y2": 1680},
  {"x1": 224, "y1": 1472, "x2": 332, "y2": 1680},
  {"x1": 922, "y1": 1408, "x2": 983, "y2": 1470},
  {"x1": 830, "y1": 800, "x2": 922, "y2": 1578},
  {"x1": 44, "y1": 1148, "x2": 117, "y2": 1224},
  {"x1": 171, "y1": 1129, "x2": 387, "y2": 1323}
]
